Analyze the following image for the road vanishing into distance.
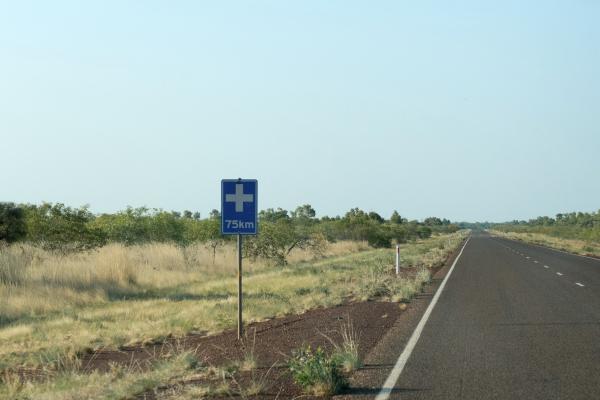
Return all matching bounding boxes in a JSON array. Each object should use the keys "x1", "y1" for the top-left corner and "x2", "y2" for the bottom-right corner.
[{"x1": 374, "y1": 232, "x2": 600, "y2": 400}]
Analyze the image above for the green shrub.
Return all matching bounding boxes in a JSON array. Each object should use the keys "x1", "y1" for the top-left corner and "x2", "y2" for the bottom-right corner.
[
  {"x1": 24, "y1": 203, "x2": 106, "y2": 253},
  {"x1": 366, "y1": 228, "x2": 391, "y2": 248},
  {"x1": 0, "y1": 203, "x2": 26, "y2": 243},
  {"x1": 416, "y1": 225, "x2": 432, "y2": 239},
  {"x1": 330, "y1": 320, "x2": 361, "y2": 373},
  {"x1": 244, "y1": 220, "x2": 327, "y2": 265},
  {"x1": 288, "y1": 346, "x2": 348, "y2": 396}
]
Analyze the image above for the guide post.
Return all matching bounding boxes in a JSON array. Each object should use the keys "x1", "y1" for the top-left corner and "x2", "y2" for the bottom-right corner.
[
  {"x1": 221, "y1": 179, "x2": 258, "y2": 340},
  {"x1": 396, "y1": 244, "x2": 400, "y2": 275}
]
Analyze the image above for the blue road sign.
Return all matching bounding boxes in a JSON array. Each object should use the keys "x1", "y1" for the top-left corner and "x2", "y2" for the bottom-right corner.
[{"x1": 221, "y1": 179, "x2": 258, "y2": 235}]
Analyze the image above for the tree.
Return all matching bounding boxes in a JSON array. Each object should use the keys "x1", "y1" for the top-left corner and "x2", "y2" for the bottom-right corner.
[
  {"x1": 201, "y1": 218, "x2": 225, "y2": 264},
  {"x1": 92, "y1": 207, "x2": 151, "y2": 245},
  {"x1": 24, "y1": 203, "x2": 106, "y2": 252},
  {"x1": 291, "y1": 204, "x2": 316, "y2": 220},
  {"x1": 0, "y1": 202, "x2": 26, "y2": 243},
  {"x1": 366, "y1": 227, "x2": 392, "y2": 248},
  {"x1": 259, "y1": 208, "x2": 289, "y2": 222},
  {"x1": 424, "y1": 217, "x2": 443, "y2": 226},
  {"x1": 244, "y1": 219, "x2": 326, "y2": 265},
  {"x1": 390, "y1": 210, "x2": 403, "y2": 224},
  {"x1": 389, "y1": 224, "x2": 408, "y2": 244},
  {"x1": 209, "y1": 209, "x2": 221, "y2": 220},
  {"x1": 416, "y1": 225, "x2": 432, "y2": 239},
  {"x1": 148, "y1": 210, "x2": 186, "y2": 244},
  {"x1": 368, "y1": 212, "x2": 384, "y2": 224}
]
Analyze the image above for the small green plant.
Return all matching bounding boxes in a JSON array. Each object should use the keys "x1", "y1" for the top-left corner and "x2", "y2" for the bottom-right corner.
[
  {"x1": 320, "y1": 318, "x2": 362, "y2": 374},
  {"x1": 240, "y1": 329, "x2": 258, "y2": 372},
  {"x1": 333, "y1": 319, "x2": 361, "y2": 373},
  {"x1": 288, "y1": 345, "x2": 348, "y2": 396}
]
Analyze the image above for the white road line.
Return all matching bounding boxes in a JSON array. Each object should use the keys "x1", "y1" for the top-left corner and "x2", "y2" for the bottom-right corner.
[
  {"x1": 556, "y1": 272, "x2": 563, "y2": 276},
  {"x1": 375, "y1": 237, "x2": 471, "y2": 400},
  {"x1": 544, "y1": 265, "x2": 549, "y2": 269},
  {"x1": 534, "y1": 260, "x2": 539, "y2": 263},
  {"x1": 576, "y1": 282, "x2": 585, "y2": 287},
  {"x1": 496, "y1": 236, "x2": 600, "y2": 263}
]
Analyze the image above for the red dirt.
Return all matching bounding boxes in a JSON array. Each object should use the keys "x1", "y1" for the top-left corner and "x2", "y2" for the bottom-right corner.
[
  {"x1": 82, "y1": 301, "x2": 402, "y2": 399},
  {"x1": 74, "y1": 244, "x2": 464, "y2": 399}
]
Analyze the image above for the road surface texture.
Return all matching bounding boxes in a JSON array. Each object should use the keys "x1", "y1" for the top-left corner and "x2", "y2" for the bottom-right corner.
[{"x1": 348, "y1": 232, "x2": 600, "y2": 400}]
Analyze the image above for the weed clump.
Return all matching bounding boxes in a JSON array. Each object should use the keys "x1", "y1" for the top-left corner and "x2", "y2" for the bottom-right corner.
[{"x1": 288, "y1": 345, "x2": 348, "y2": 396}]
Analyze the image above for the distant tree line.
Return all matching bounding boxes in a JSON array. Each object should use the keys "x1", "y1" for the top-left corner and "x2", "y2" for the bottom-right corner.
[
  {"x1": 491, "y1": 210, "x2": 600, "y2": 242},
  {"x1": 0, "y1": 202, "x2": 459, "y2": 264}
]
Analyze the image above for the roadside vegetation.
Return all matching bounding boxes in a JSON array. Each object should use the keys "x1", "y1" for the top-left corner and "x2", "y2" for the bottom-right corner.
[
  {"x1": 488, "y1": 209, "x2": 600, "y2": 257},
  {"x1": 0, "y1": 202, "x2": 459, "y2": 260},
  {"x1": 0, "y1": 201, "x2": 467, "y2": 399},
  {"x1": 288, "y1": 345, "x2": 348, "y2": 396}
]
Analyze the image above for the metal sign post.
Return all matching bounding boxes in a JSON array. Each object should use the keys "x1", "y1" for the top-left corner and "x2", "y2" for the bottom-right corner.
[
  {"x1": 221, "y1": 179, "x2": 258, "y2": 340},
  {"x1": 237, "y1": 234, "x2": 243, "y2": 339}
]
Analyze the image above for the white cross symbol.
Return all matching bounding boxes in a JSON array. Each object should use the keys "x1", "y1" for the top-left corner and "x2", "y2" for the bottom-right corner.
[{"x1": 225, "y1": 184, "x2": 254, "y2": 212}]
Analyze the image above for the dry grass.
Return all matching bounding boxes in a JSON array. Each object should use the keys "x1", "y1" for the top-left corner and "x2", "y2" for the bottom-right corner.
[
  {"x1": 0, "y1": 240, "x2": 365, "y2": 324},
  {"x1": 489, "y1": 230, "x2": 600, "y2": 258},
  {"x1": 0, "y1": 349, "x2": 204, "y2": 400},
  {"x1": 0, "y1": 231, "x2": 468, "y2": 399}
]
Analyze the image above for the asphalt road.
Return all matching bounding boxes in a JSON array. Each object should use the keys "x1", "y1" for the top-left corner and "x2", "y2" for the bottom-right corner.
[{"x1": 377, "y1": 232, "x2": 600, "y2": 399}]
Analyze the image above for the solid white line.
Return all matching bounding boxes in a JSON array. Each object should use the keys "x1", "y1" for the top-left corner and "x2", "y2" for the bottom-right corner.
[
  {"x1": 556, "y1": 272, "x2": 563, "y2": 276},
  {"x1": 375, "y1": 237, "x2": 471, "y2": 400},
  {"x1": 576, "y1": 282, "x2": 585, "y2": 287}
]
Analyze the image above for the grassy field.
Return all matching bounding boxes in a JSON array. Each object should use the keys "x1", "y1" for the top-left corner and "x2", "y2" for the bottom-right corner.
[
  {"x1": 0, "y1": 231, "x2": 468, "y2": 399},
  {"x1": 488, "y1": 229, "x2": 600, "y2": 258}
]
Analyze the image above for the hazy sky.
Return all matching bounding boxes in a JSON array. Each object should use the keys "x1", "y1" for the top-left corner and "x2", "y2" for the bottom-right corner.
[{"x1": 1, "y1": 1, "x2": 599, "y2": 222}]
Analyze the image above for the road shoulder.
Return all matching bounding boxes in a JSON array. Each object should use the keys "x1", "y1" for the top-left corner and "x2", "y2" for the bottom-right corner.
[{"x1": 335, "y1": 239, "x2": 467, "y2": 399}]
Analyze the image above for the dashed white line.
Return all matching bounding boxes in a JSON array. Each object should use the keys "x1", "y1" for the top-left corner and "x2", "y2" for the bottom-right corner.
[
  {"x1": 544, "y1": 265, "x2": 549, "y2": 269},
  {"x1": 526, "y1": 256, "x2": 530, "y2": 259},
  {"x1": 575, "y1": 282, "x2": 585, "y2": 287},
  {"x1": 556, "y1": 272, "x2": 563, "y2": 276},
  {"x1": 534, "y1": 260, "x2": 539, "y2": 263}
]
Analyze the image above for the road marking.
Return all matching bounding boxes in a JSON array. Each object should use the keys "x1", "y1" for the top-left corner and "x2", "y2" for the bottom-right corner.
[
  {"x1": 556, "y1": 272, "x2": 563, "y2": 276},
  {"x1": 526, "y1": 256, "x2": 530, "y2": 259},
  {"x1": 575, "y1": 282, "x2": 585, "y2": 287},
  {"x1": 544, "y1": 265, "x2": 549, "y2": 268},
  {"x1": 534, "y1": 260, "x2": 539, "y2": 263},
  {"x1": 375, "y1": 237, "x2": 471, "y2": 400},
  {"x1": 497, "y1": 236, "x2": 600, "y2": 263}
]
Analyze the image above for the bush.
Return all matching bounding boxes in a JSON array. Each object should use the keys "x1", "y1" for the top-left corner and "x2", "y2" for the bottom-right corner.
[
  {"x1": 416, "y1": 225, "x2": 432, "y2": 239},
  {"x1": 288, "y1": 346, "x2": 348, "y2": 396},
  {"x1": 24, "y1": 203, "x2": 106, "y2": 253},
  {"x1": 244, "y1": 220, "x2": 327, "y2": 265},
  {"x1": 366, "y1": 228, "x2": 392, "y2": 248},
  {"x1": 330, "y1": 320, "x2": 361, "y2": 373},
  {"x1": 0, "y1": 203, "x2": 26, "y2": 243}
]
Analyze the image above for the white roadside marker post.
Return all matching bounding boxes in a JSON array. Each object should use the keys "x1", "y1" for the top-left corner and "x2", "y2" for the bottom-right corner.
[{"x1": 396, "y1": 244, "x2": 400, "y2": 275}]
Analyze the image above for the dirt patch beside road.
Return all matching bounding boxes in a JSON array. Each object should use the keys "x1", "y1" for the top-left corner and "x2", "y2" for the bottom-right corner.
[
  {"x1": 82, "y1": 301, "x2": 401, "y2": 399},
  {"x1": 76, "y1": 240, "x2": 466, "y2": 399}
]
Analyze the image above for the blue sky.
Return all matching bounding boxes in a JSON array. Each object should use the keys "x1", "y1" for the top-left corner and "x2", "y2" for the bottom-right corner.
[{"x1": 1, "y1": 1, "x2": 599, "y2": 222}]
